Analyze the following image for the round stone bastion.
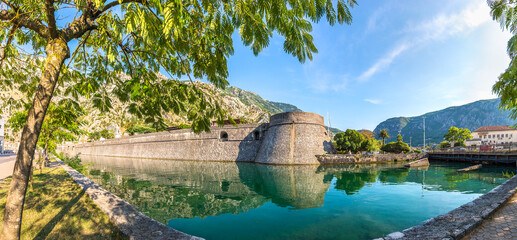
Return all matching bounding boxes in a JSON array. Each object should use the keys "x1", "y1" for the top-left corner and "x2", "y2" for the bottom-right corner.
[{"x1": 254, "y1": 111, "x2": 335, "y2": 165}]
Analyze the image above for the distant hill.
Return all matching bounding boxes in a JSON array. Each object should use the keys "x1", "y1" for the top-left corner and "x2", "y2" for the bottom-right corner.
[
  {"x1": 221, "y1": 86, "x2": 302, "y2": 118},
  {"x1": 373, "y1": 98, "x2": 517, "y2": 146}
]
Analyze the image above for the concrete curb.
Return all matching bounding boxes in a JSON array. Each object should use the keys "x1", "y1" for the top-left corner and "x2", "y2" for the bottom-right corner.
[
  {"x1": 57, "y1": 160, "x2": 203, "y2": 240},
  {"x1": 376, "y1": 175, "x2": 517, "y2": 240}
]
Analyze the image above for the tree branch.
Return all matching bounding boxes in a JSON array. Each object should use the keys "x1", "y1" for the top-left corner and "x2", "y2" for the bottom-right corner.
[
  {"x1": 44, "y1": 0, "x2": 59, "y2": 38},
  {"x1": 0, "y1": 9, "x2": 50, "y2": 38},
  {"x1": 0, "y1": 23, "x2": 18, "y2": 67},
  {"x1": 61, "y1": 0, "x2": 144, "y2": 42},
  {"x1": 97, "y1": 0, "x2": 144, "y2": 17},
  {"x1": 61, "y1": 15, "x2": 97, "y2": 42}
]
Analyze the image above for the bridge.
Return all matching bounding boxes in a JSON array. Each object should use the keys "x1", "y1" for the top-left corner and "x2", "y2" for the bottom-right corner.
[{"x1": 428, "y1": 151, "x2": 517, "y2": 165}]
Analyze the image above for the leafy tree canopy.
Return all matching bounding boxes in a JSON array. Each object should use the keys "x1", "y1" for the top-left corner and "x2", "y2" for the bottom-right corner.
[
  {"x1": 334, "y1": 129, "x2": 365, "y2": 153},
  {"x1": 361, "y1": 138, "x2": 380, "y2": 152},
  {"x1": 0, "y1": 1, "x2": 358, "y2": 238},
  {"x1": 381, "y1": 141, "x2": 410, "y2": 153},
  {"x1": 439, "y1": 141, "x2": 451, "y2": 149},
  {"x1": 443, "y1": 126, "x2": 472, "y2": 145},
  {"x1": 396, "y1": 134, "x2": 403, "y2": 142},
  {"x1": 0, "y1": 0, "x2": 358, "y2": 132},
  {"x1": 359, "y1": 129, "x2": 375, "y2": 139},
  {"x1": 8, "y1": 100, "x2": 84, "y2": 153},
  {"x1": 489, "y1": 1, "x2": 517, "y2": 119}
]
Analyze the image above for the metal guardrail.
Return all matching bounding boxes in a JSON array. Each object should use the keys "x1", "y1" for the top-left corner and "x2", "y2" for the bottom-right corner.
[{"x1": 428, "y1": 151, "x2": 517, "y2": 164}]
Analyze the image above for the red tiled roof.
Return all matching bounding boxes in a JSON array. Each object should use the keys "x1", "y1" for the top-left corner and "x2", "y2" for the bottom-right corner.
[{"x1": 473, "y1": 125, "x2": 516, "y2": 132}]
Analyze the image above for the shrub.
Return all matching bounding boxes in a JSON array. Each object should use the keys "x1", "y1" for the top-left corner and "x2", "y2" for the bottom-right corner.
[
  {"x1": 381, "y1": 141, "x2": 410, "y2": 153},
  {"x1": 439, "y1": 141, "x2": 451, "y2": 149},
  {"x1": 62, "y1": 154, "x2": 89, "y2": 174}
]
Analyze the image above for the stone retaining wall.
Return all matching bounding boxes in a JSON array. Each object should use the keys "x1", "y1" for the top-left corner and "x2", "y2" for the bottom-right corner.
[
  {"x1": 58, "y1": 160, "x2": 202, "y2": 240},
  {"x1": 59, "y1": 112, "x2": 335, "y2": 165},
  {"x1": 378, "y1": 175, "x2": 517, "y2": 240},
  {"x1": 316, "y1": 153, "x2": 425, "y2": 164},
  {"x1": 61, "y1": 124, "x2": 265, "y2": 162}
]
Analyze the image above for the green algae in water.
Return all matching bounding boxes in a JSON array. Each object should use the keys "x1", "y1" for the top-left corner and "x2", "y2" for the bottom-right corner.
[{"x1": 82, "y1": 156, "x2": 513, "y2": 240}]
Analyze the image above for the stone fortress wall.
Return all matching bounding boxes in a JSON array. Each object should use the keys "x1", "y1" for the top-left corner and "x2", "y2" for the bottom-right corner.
[{"x1": 60, "y1": 112, "x2": 335, "y2": 165}]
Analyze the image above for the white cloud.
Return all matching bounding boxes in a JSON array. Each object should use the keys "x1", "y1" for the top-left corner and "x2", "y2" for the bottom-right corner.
[
  {"x1": 410, "y1": 2, "x2": 490, "y2": 42},
  {"x1": 358, "y1": 43, "x2": 408, "y2": 81},
  {"x1": 364, "y1": 98, "x2": 381, "y2": 104},
  {"x1": 358, "y1": 2, "x2": 492, "y2": 82}
]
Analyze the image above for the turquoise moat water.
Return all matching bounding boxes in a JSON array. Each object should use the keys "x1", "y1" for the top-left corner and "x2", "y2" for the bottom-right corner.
[{"x1": 81, "y1": 156, "x2": 514, "y2": 240}]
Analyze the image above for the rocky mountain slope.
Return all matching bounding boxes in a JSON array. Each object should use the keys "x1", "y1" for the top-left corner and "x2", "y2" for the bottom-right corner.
[{"x1": 373, "y1": 98, "x2": 517, "y2": 146}]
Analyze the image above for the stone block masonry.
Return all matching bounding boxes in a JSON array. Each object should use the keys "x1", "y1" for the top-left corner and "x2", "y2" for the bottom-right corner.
[{"x1": 59, "y1": 112, "x2": 335, "y2": 165}]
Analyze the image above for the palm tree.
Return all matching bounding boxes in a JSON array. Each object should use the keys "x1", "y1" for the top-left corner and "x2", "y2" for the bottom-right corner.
[{"x1": 378, "y1": 129, "x2": 390, "y2": 145}]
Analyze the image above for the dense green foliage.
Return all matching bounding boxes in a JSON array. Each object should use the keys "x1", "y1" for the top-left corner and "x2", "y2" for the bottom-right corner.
[
  {"x1": 62, "y1": 154, "x2": 89, "y2": 174},
  {"x1": 334, "y1": 130, "x2": 365, "y2": 153},
  {"x1": 125, "y1": 123, "x2": 156, "y2": 135},
  {"x1": 439, "y1": 141, "x2": 451, "y2": 149},
  {"x1": 489, "y1": 1, "x2": 517, "y2": 120},
  {"x1": 334, "y1": 129, "x2": 380, "y2": 153},
  {"x1": 0, "y1": 0, "x2": 358, "y2": 134},
  {"x1": 8, "y1": 102, "x2": 84, "y2": 153},
  {"x1": 396, "y1": 134, "x2": 403, "y2": 142},
  {"x1": 443, "y1": 127, "x2": 472, "y2": 147},
  {"x1": 381, "y1": 141, "x2": 410, "y2": 153},
  {"x1": 374, "y1": 98, "x2": 516, "y2": 146},
  {"x1": 361, "y1": 138, "x2": 381, "y2": 152},
  {"x1": 381, "y1": 134, "x2": 410, "y2": 153},
  {"x1": 89, "y1": 129, "x2": 115, "y2": 141},
  {"x1": 359, "y1": 129, "x2": 375, "y2": 139}
]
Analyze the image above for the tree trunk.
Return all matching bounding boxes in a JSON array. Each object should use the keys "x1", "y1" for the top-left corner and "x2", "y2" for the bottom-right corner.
[{"x1": 1, "y1": 39, "x2": 69, "y2": 240}]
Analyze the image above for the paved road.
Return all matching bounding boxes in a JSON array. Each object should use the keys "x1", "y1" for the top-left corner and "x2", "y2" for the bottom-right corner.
[
  {"x1": 464, "y1": 192, "x2": 517, "y2": 240},
  {"x1": 0, "y1": 155, "x2": 16, "y2": 180}
]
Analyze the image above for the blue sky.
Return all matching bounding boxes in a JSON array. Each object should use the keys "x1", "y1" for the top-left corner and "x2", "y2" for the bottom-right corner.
[{"x1": 224, "y1": 0, "x2": 512, "y2": 131}]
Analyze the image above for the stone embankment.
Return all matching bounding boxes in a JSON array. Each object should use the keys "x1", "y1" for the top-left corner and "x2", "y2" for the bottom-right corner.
[
  {"x1": 316, "y1": 153, "x2": 426, "y2": 164},
  {"x1": 404, "y1": 158, "x2": 429, "y2": 168},
  {"x1": 58, "y1": 159, "x2": 202, "y2": 240},
  {"x1": 377, "y1": 175, "x2": 517, "y2": 240}
]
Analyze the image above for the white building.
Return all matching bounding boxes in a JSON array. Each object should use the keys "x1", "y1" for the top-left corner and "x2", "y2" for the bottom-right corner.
[{"x1": 466, "y1": 125, "x2": 517, "y2": 146}]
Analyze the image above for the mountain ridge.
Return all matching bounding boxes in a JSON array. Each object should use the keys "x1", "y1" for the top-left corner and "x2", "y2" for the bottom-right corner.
[{"x1": 373, "y1": 98, "x2": 517, "y2": 146}]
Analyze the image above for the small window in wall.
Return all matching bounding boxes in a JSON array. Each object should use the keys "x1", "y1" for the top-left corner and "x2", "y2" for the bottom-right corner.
[
  {"x1": 253, "y1": 131, "x2": 260, "y2": 140},
  {"x1": 506, "y1": 134, "x2": 509, "y2": 138},
  {"x1": 220, "y1": 131, "x2": 229, "y2": 141}
]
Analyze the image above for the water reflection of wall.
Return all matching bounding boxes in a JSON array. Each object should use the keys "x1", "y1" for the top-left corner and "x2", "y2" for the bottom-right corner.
[
  {"x1": 83, "y1": 155, "x2": 269, "y2": 223},
  {"x1": 237, "y1": 164, "x2": 331, "y2": 209},
  {"x1": 82, "y1": 156, "x2": 511, "y2": 223}
]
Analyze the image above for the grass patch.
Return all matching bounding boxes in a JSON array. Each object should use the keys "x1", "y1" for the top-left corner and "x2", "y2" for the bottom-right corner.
[{"x1": 0, "y1": 167, "x2": 126, "y2": 240}]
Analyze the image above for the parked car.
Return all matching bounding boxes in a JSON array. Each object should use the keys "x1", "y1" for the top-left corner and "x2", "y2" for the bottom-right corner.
[{"x1": 480, "y1": 146, "x2": 494, "y2": 151}]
